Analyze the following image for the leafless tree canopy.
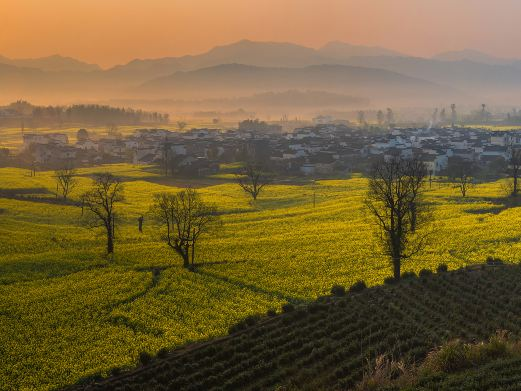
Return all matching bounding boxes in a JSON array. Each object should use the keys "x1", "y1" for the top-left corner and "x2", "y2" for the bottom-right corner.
[
  {"x1": 55, "y1": 168, "x2": 78, "y2": 200},
  {"x1": 81, "y1": 173, "x2": 124, "y2": 254},
  {"x1": 508, "y1": 148, "x2": 521, "y2": 197},
  {"x1": 451, "y1": 160, "x2": 475, "y2": 197},
  {"x1": 365, "y1": 157, "x2": 429, "y2": 280},
  {"x1": 177, "y1": 121, "x2": 187, "y2": 131},
  {"x1": 237, "y1": 163, "x2": 269, "y2": 201},
  {"x1": 151, "y1": 188, "x2": 220, "y2": 268}
]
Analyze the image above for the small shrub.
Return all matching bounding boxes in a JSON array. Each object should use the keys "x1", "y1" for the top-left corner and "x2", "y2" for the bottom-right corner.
[
  {"x1": 245, "y1": 314, "x2": 261, "y2": 326},
  {"x1": 419, "y1": 269, "x2": 433, "y2": 278},
  {"x1": 349, "y1": 280, "x2": 367, "y2": 293},
  {"x1": 487, "y1": 256, "x2": 504, "y2": 265},
  {"x1": 157, "y1": 347, "x2": 169, "y2": 358},
  {"x1": 355, "y1": 354, "x2": 411, "y2": 391},
  {"x1": 423, "y1": 340, "x2": 468, "y2": 373},
  {"x1": 282, "y1": 303, "x2": 295, "y2": 313},
  {"x1": 139, "y1": 352, "x2": 152, "y2": 366},
  {"x1": 331, "y1": 285, "x2": 346, "y2": 297},
  {"x1": 401, "y1": 271, "x2": 417, "y2": 280},
  {"x1": 267, "y1": 308, "x2": 277, "y2": 317},
  {"x1": 437, "y1": 264, "x2": 448, "y2": 273}
]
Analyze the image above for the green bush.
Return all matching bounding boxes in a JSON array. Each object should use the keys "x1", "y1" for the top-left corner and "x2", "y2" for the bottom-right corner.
[
  {"x1": 139, "y1": 352, "x2": 152, "y2": 366},
  {"x1": 401, "y1": 271, "x2": 417, "y2": 280},
  {"x1": 157, "y1": 347, "x2": 169, "y2": 359},
  {"x1": 486, "y1": 256, "x2": 504, "y2": 265},
  {"x1": 331, "y1": 285, "x2": 346, "y2": 297},
  {"x1": 349, "y1": 280, "x2": 367, "y2": 293},
  {"x1": 423, "y1": 340, "x2": 468, "y2": 373},
  {"x1": 437, "y1": 264, "x2": 448, "y2": 273},
  {"x1": 419, "y1": 269, "x2": 433, "y2": 278},
  {"x1": 282, "y1": 303, "x2": 295, "y2": 313}
]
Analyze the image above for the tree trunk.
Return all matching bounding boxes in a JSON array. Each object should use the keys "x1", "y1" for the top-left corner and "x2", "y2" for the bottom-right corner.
[
  {"x1": 514, "y1": 175, "x2": 518, "y2": 197},
  {"x1": 107, "y1": 227, "x2": 114, "y2": 254},
  {"x1": 410, "y1": 203, "x2": 417, "y2": 232},
  {"x1": 182, "y1": 247, "x2": 190, "y2": 268},
  {"x1": 393, "y1": 256, "x2": 401, "y2": 280}
]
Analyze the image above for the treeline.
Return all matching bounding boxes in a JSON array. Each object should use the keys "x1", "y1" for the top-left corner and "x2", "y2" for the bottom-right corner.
[
  {"x1": 2, "y1": 101, "x2": 169, "y2": 126},
  {"x1": 33, "y1": 104, "x2": 169, "y2": 125}
]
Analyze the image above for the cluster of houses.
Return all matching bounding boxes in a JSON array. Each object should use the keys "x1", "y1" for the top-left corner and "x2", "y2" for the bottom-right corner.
[{"x1": 15, "y1": 122, "x2": 521, "y2": 176}]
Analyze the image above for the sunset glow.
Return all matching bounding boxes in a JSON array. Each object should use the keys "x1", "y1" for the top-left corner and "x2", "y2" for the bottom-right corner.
[{"x1": 2, "y1": 0, "x2": 521, "y2": 67}]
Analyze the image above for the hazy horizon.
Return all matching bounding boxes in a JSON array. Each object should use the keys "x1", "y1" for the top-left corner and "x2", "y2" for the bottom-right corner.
[{"x1": 3, "y1": 0, "x2": 521, "y2": 67}]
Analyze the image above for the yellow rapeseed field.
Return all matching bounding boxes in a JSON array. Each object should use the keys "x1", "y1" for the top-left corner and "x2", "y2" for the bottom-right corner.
[{"x1": 1, "y1": 164, "x2": 520, "y2": 390}]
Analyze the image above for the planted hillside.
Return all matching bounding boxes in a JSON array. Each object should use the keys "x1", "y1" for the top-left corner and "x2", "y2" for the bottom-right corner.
[
  {"x1": 363, "y1": 332, "x2": 521, "y2": 390},
  {"x1": 74, "y1": 264, "x2": 521, "y2": 391}
]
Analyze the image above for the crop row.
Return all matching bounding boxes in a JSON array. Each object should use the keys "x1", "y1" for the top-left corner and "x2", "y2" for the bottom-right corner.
[{"x1": 76, "y1": 265, "x2": 521, "y2": 390}]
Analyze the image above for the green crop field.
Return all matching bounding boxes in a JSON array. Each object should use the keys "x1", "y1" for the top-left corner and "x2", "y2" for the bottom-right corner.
[
  {"x1": 1, "y1": 164, "x2": 521, "y2": 390},
  {"x1": 73, "y1": 265, "x2": 521, "y2": 391}
]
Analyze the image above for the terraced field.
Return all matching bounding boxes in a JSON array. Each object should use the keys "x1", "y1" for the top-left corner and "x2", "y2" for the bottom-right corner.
[
  {"x1": 73, "y1": 265, "x2": 521, "y2": 390},
  {"x1": 2, "y1": 164, "x2": 521, "y2": 389}
]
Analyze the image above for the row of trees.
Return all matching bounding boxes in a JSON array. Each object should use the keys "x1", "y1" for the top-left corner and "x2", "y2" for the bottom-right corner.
[
  {"x1": 78, "y1": 161, "x2": 422, "y2": 279},
  {"x1": 31, "y1": 104, "x2": 170, "y2": 126},
  {"x1": 51, "y1": 161, "x2": 270, "y2": 268},
  {"x1": 64, "y1": 152, "x2": 520, "y2": 279},
  {"x1": 79, "y1": 173, "x2": 220, "y2": 267}
]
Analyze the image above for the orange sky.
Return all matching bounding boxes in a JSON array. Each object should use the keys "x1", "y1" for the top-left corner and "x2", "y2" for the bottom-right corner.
[{"x1": 1, "y1": 0, "x2": 521, "y2": 68}]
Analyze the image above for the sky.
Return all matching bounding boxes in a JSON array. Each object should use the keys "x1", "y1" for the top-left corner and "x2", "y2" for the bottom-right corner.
[{"x1": 1, "y1": 0, "x2": 521, "y2": 68}]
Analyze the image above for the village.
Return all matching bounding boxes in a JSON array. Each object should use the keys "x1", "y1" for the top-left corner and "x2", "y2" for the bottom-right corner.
[{"x1": 8, "y1": 119, "x2": 521, "y2": 178}]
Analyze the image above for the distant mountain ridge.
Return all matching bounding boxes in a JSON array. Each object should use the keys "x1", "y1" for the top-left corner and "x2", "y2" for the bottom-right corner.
[
  {"x1": 105, "y1": 40, "x2": 407, "y2": 82},
  {"x1": 432, "y1": 49, "x2": 516, "y2": 65},
  {"x1": 0, "y1": 54, "x2": 101, "y2": 72},
  {"x1": 139, "y1": 63, "x2": 457, "y2": 104},
  {"x1": 2, "y1": 40, "x2": 521, "y2": 105}
]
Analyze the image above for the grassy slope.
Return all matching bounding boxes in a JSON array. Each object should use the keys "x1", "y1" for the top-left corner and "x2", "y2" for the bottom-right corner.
[
  {"x1": 73, "y1": 265, "x2": 521, "y2": 390},
  {"x1": 1, "y1": 165, "x2": 521, "y2": 389},
  {"x1": 406, "y1": 358, "x2": 521, "y2": 390}
]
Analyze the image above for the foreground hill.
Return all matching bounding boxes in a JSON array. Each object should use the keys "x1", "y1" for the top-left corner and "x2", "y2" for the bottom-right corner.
[{"x1": 74, "y1": 264, "x2": 521, "y2": 391}]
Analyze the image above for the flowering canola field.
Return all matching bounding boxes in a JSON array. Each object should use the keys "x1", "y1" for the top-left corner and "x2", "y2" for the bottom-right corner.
[{"x1": 0, "y1": 164, "x2": 520, "y2": 390}]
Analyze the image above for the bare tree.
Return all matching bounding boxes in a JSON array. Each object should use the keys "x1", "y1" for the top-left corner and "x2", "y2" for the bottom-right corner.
[
  {"x1": 376, "y1": 110, "x2": 385, "y2": 126},
  {"x1": 431, "y1": 108, "x2": 438, "y2": 125},
  {"x1": 161, "y1": 137, "x2": 171, "y2": 176},
  {"x1": 150, "y1": 189, "x2": 220, "y2": 268},
  {"x1": 386, "y1": 108, "x2": 394, "y2": 127},
  {"x1": 405, "y1": 158, "x2": 427, "y2": 232},
  {"x1": 452, "y1": 160, "x2": 475, "y2": 197},
  {"x1": 55, "y1": 168, "x2": 78, "y2": 200},
  {"x1": 81, "y1": 173, "x2": 124, "y2": 254},
  {"x1": 440, "y1": 108, "x2": 447, "y2": 123},
  {"x1": 508, "y1": 149, "x2": 521, "y2": 197},
  {"x1": 177, "y1": 121, "x2": 187, "y2": 131},
  {"x1": 357, "y1": 111, "x2": 366, "y2": 126},
  {"x1": 450, "y1": 104, "x2": 457, "y2": 128},
  {"x1": 237, "y1": 163, "x2": 269, "y2": 201},
  {"x1": 365, "y1": 157, "x2": 429, "y2": 280}
]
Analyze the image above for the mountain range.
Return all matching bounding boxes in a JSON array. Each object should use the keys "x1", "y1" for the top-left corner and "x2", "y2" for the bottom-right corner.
[{"x1": 1, "y1": 40, "x2": 521, "y2": 108}]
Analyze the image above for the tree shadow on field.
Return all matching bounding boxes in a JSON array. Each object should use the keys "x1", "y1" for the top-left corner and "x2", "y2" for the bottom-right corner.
[
  {"x1": 0, "y1": 259, "x2": 107, "y2": 285},
  {"x1": 464, "y1": 196, "x2": 521, "y2": 215},
  {"x1": 191, "y1": 259, "x2": 253, "y2": 267},
  {"x1": 193, "y1": 266, "x2": 305, "y2": 305}
]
